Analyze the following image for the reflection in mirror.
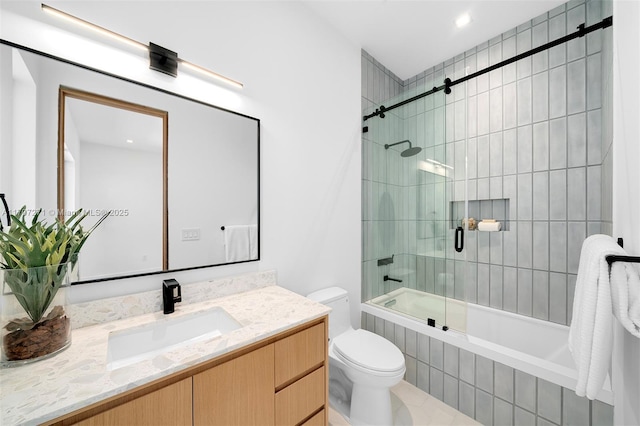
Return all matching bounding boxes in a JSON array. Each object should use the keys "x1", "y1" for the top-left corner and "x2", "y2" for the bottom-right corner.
[
  {"x1": 0, "y1": 40, "x2": 260, "y2": 284},
  {"x1": 59, "y1": 88, "x2": 168, "y2": 281}
]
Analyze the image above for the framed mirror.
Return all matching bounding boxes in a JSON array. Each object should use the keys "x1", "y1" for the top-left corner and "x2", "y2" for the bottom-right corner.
[
  {"x1": 0, "y1": 40, "x2": 260, "y2": 284},
  {"x1": 59, "y1": 87, "x2": 168, "y2": 280}
]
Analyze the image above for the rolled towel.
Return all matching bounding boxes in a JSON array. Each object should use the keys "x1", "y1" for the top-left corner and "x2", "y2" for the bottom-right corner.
[{"x1": 477, "y1": 220, "x2": 502, "y2": 232}]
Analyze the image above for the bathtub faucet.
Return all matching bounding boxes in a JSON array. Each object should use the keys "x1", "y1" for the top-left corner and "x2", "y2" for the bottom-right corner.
[{"x1": 383, "y1": 275, "x2": 402, "y2": 283}]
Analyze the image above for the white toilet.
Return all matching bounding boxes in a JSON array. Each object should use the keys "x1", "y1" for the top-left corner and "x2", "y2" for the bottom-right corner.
[{"x1": 307, "y1": 287, "x2": 405, "y2": 426}]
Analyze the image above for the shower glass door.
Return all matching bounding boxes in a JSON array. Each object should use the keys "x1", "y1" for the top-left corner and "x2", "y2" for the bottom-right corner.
[{"x1": 362, "y1": 76, "x2": 468, "y2": 332}]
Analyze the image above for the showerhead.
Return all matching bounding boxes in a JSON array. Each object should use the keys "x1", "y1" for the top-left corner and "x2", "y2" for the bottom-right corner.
[
  {"x1": 384, "y1": 140, "x2": 422, "y2": 158},
  {"x1": 401, "y1": 146, "x2": 422, "y2": 157}
]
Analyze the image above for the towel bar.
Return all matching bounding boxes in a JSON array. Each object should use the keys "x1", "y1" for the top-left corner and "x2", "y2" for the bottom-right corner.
[
  {"x1": 606, "y1": 237, "x2": 640, "y2": 266},
  {"x1": 606, "y1": 255, "x2": 640, "y2": 267}
]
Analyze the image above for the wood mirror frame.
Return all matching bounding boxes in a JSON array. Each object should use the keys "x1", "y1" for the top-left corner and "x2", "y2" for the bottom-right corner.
[{"x1": 57, "y1": 86, "x2": 169, "y2": 271}]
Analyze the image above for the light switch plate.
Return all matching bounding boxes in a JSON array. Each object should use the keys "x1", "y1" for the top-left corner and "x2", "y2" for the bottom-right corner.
[{"x1": 181, "y1": 228, "x2": 200, "y2": 241}]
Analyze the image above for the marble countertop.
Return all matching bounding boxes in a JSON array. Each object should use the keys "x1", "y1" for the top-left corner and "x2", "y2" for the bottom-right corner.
[{"x1": 0, "y1": 286, "x2": 330, "y2": 425}]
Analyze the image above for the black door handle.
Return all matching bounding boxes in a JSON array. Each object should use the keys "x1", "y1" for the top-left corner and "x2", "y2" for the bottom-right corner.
[{"x1": 455, "y1": 226, "x2": 464, "y2": 252}]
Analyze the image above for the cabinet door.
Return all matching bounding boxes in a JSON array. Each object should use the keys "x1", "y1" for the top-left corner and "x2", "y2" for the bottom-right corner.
[
  {"x1": 193, "y1": 344, "x2": 275, "y2": 426},
  {"x1": 74, "y1": 378, "x2": 192, "y2": 426},
  {"x1": 274, "y1": 322, "x2": 325, "y2": 387}
]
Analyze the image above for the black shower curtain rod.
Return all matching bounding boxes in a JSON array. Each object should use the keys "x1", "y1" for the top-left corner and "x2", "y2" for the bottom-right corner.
[{"x1": 363, "y1": 16, "x2": 613, "y2": 122}]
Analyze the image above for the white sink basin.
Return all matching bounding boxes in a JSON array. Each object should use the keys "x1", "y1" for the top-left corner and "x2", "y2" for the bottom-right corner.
[{"x1": 106, "y1": 307, "x2": 242, "y2": 370}]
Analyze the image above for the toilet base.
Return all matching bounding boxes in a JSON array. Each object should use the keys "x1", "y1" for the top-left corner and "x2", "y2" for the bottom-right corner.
[
  {"x1": 349, "y1": 383, "x2": 393, "y2": 426},
  {"x1": 328, "y1": 391, "x2": 351, "y2": 423}
]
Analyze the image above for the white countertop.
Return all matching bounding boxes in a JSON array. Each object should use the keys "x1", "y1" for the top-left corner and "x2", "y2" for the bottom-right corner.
[{"x1": 0, "y1": 285, "x2": 330, "y2": 425}]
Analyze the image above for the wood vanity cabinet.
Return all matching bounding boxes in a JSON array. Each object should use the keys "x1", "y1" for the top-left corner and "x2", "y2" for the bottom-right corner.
[
  {"x1": 193, "y1": 344, "x2": 275, "y2": 425},
  {"x1": 46, "y1": 316, "x2": 328, "y2": 426},
  {"x1": 73, "y1": 378, "x2": 193, "y2": 426}
]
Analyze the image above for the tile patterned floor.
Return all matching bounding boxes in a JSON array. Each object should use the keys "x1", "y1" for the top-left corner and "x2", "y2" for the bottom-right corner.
[{"x1": 329, "y1": 380, "x2": 481, "y2": 426}]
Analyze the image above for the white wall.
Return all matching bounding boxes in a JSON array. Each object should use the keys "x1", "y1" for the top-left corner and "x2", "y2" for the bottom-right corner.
[
  {"x1": 0, "y1": 45, "x2": 13, "y2": 216},
  {"x1": 0, "y1": 1, "x2": 362, "y2": 326},
  {"x1": 79, "y1": 142, "x2": 163, "y2": 279},
  {"x1": 11, "y1": 50, "x2": 37, "y2": 210},
  {"x1": 611, "y1": 1, "x2": 640, "y2": 424}
]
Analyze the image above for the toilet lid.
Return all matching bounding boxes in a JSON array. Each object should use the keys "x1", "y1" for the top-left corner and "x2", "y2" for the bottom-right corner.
[{"x1": 333, "y1": 329, "x2": 405, "y2": 373}]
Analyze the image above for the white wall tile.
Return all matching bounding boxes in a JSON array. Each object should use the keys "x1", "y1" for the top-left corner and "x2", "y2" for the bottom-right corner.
[
  {"x1": 568, "y1": 112, "x2": 587, "y2": 167},
  {"x1": 533, "y1": 171, "x2": 549, "y2": 220},
  {"x1": 517, "y1": 268, "x2": 533, "y2": 315},
  {"x1": 587, "y1": 109, "x2": 602, "y2": 165},
  {"x1": 518, "y1": 222, "x2": 533, "y2": 271},
  {"x1": 533, "y1": 122, "x2": 550, "y2": 171},
  {"x1": 549, "y1": 117, "x2": 567, "y2": 169},
  {"x1": 549, "y1": 222, "x2": 567, "y2": 273},
  {"x1": 518, "y1": 125, "x2": 533, "y2": 173},
  {"x1": 532, "y1": 72, "x2": 549, "y2": 123},
  {"x1": 567, "y1": 58, "x2": 586, "y2": 114},
  {"x1": 517, "y1": 77, "x2": 533, "y2": 126},
  {"x1": 567, "y1": 167, "x2": 587, "y2": 220},
  {"x1": 549, "y1": 65, "x2": 567, "y2": 118},
  {"x1": 490, "y1": 87, "x2": 503, "y2": 132}
]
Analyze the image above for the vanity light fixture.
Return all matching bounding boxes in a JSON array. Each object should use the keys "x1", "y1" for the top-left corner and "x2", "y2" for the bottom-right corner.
[
  {"x1": 178, "y1": 60, "x2": 243, "y2": 89},
  {"x1": 41, "y1": 3, "x2": 243, "y2": 88},
  {"x1": 41, "y1": 4, "x2": 147, "y2": 52}
]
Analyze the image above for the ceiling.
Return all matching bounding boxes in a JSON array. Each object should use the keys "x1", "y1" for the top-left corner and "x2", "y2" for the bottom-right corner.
[
  {"x1": 66, "y1": 98, "x2": 163, "y2": 154},
  {"x1": 303, "y1": 0, "x2": 566, "y2": 80},
  {"x1": 2, "y1": 0, "x2": 567, "y2": 83}
]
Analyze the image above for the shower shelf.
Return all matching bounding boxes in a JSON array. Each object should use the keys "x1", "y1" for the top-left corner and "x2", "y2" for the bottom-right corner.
[{"x1": 449, "y1": 198, "x2": 510, "y2": 231}]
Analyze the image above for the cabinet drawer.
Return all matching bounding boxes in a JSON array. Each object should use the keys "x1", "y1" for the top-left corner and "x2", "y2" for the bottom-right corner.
[
  {"x1": 274, "y1": 322, "x2": 325, "y2": 387},
  {"x1": 275, "y1": 367, "x2": 325, "y2": 426},
  {"x1": 301, "y1": 409, "x2": 325, "y2": 426}
]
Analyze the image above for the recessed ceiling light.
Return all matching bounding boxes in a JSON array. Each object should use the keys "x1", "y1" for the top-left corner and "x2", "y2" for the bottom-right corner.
[
  {"x1": 456, "y1": 13, "x2": 472, "y2": 28},
  {"x1": 126, "y1": 139, "x2": 134, "y2": 144}
]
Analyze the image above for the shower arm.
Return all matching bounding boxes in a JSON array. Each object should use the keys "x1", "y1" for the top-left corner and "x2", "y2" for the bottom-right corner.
[{"x1": 384, "y1": 140, "x2": 412, "y2": 150}]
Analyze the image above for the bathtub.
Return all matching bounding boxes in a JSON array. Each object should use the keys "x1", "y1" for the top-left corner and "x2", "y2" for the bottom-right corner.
[{"x1": 364, "y1": 288, "x2": 613, "y2": 405}]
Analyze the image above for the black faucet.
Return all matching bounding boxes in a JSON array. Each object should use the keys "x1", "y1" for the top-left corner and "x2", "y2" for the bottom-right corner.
[{"x1": 163, "y1": 279, "x2": 182, "y2": 314}]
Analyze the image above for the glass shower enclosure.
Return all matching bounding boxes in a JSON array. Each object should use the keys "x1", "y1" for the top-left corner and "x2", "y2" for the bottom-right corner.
[{"x1": 362, "y1": 77, "x2": 468, "y2": 332}]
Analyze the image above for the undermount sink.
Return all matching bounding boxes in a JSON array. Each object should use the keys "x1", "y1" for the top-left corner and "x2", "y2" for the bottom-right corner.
[{"x1": 106, "y1": 307, "x2": 242, "y2": 370}]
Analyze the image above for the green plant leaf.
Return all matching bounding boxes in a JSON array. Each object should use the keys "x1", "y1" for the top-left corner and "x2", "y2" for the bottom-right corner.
[{"x1": 1, "y1": 206, "x2": 108, "y2": 323}]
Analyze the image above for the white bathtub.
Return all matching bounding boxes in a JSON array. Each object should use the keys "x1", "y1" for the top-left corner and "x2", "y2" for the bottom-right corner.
[{"x1": 364, "y1": 288, "x2": 613, "y2": 405}]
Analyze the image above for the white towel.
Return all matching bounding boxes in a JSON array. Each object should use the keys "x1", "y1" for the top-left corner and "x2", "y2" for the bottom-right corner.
[
  {"x1": 477, "y1": 221, "x2": 502, "y2": 232},
  {"x1": 224, "y1": 225, "x2": 251, "y2": 262},
  {"x1": 248, "y1": 224, "x2": 258, "y2": 260},
  {"x1": 569, "y1": 234, "x2": 625, "y2": 399},
  {"x1": 610, "y1": 261, "x2": 640, "y2": 337}
]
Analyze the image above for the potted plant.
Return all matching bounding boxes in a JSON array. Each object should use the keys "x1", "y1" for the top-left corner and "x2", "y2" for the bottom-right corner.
[{"x1": 0, "y1": 207, "x2": 108, "y2": 365}]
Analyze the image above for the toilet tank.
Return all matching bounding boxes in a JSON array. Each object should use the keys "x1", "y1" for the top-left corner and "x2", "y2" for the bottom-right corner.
[{"x1": 307, "y1": 287, "x2": 352, "y2": 340}]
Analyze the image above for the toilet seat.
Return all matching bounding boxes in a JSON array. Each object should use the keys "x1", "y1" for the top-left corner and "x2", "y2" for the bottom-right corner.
[{"x1": 332, "y1": 329, "x2": 405, "y2": 377}]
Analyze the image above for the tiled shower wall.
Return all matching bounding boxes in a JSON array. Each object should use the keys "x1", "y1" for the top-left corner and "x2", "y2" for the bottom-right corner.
[
  {"x1": 361, "y1": 312, "x2": 614, "y2": 426},
  {"x1": 361, "y1": 0, "x2": 612, "y2": 327}
]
